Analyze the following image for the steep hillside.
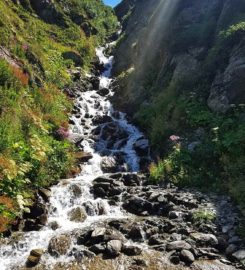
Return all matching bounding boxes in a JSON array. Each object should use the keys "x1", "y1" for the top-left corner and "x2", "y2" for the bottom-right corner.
[
  {"x1": 113, "y1": 0, "x2": 245, "y2": 222},
  {"x1": 0, "y1": 0, "x2": 118, "y2": 232}
]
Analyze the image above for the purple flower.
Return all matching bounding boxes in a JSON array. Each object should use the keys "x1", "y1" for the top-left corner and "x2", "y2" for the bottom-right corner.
[{"x1": 57, "y1": 127, "x2": 70, "y2": 139}]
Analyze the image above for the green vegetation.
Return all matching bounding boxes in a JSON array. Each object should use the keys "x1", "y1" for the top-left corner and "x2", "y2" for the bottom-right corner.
[
  {"x1": 192, "y1": 209, "x2": 216, "y2": 224},
  {"x1": 0, "y1": 0, "x2": 118, "y2": 232}
]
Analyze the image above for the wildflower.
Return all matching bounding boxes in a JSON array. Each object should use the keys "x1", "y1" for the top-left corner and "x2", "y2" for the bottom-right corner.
[
  {"x1": 169, "y1": 135, "x2": 180, "y2": 142},
  {"x1": 57, "y1": 127, "x2": 70, "y2": 139}
]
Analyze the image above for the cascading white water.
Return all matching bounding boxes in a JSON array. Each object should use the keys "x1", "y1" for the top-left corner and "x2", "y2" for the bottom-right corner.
[{"x1": 0, "y1": 46, "x2": 146, "y2": 269}]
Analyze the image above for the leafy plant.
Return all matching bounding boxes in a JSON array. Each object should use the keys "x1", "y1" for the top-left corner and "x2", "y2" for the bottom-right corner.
[{"x1": 192, "y1": 209, "x2": 216, "y2": 224}]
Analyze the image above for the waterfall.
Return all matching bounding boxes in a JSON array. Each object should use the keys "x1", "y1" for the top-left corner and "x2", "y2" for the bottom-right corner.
[{"x1": 0, "y1": 46, "x2": 148, "y2": 269}]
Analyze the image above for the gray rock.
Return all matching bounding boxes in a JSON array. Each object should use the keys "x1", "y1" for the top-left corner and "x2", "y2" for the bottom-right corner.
[
  {"x1": 70, "y1": 184, "x2": 82, "y2": 197},
  {"x1": 167, "y1": 241, "x2": 191, "y2": 251},
  {"x1": 101, "y1": 156, "x2": 118, "y2": 173},
  {"x1": 49, "y1": 221, "x2": 59, "y2": 230},
  {"x1": 180, "y1": 249, "x2": 195, "y2": 263},
  {"x1": 68, "y1": 207, "x2": 87, "y2": 223},
  {"x1": 190, "y1": 233, "x2": 218, "y2": 246},
  {"x1": 232, "y1": 249, "x2": 245, "y2": 261},
  {"x1": 38, "y1": 188, "x2": 51, "y2": 202},
  {"x1": 106, "y1": 240, "x2": 122, "y2": 257},
  {"x1": 91, "y1": 227, "x2": 106, "y2": 241},
  {"x1": 48, "y1": 234, "x2": 71, "y2": 257}
]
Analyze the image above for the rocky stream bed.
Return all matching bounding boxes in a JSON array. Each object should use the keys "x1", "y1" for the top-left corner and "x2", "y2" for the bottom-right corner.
[{"x1": 0, "y1": 46, "x2": 244, "y2": 270}]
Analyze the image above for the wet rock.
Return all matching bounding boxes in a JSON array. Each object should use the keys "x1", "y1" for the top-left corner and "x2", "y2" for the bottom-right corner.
[
  {"x1": 101, "y1": 156, "x2": 118, "y2": 173},
  {"x1": 70, "y1": 184, "x2": 82, "y2": 197},
  {"x1": 49, "y1": 221, "x2": 59, "y2": 230},
  {"x1": 24, "y1": 202, "x2": 46, "y2": 220},
  {"x1": 24, "y1": 219, "x2": 43, "y2": 231},
  {"x1": 26, "y1": 249, "x2": 44, "y2": 267},
  {"x1": 82, "y1": 201, "x2": 96, "y2": 216},
  {"x1": 180, "y1": 249, "x2": 195, "y2": 263},
  {"x1": 93, "y1": 115, "x2": 112, "y2": 125},
  {"x1": 166, "y1": 241, "x2": 191, "y2": 251},
  {"x1": 68, "y1": 207, "x2": 87, "y2": 222},
  {"x1": 98, "y1": 87, "x2": 109, "y2": 96},
  {"x1": 97, "y1": 201, "x2": 107, "y2": 215},
  {"x1": 26, "y1": 255, "x2": 40, "y2": 267},
  {"x1": 93, "y1": 186, "x2": 107, "y2": 197},
  {"x1": 38, "y1": 188, "x2": 51, "y2": 202},
  {"x1": 90, "y1": 76, "x2": 100, "y2": 90},
  {"x1": 232, "y1": 249, "x2": 245, "y2": 261},
  {"x1": 106, "y1": 240, "x2": 122, "y2": 257},
  {"x1": 191, "y1": 233, "x2": 218, "y2": 247},
  {"x1": 128, "y1": 225, "x2": 144, "y2": 241},
  {"x1": 122, "y1": 245, "x2": 142, "y2": 256},
  {"x1": 48, "y1": 234, "x2": 71, "y2": 257},
  {"x1": 75, "y1": 151, "x2": 93, "y2": 162}
]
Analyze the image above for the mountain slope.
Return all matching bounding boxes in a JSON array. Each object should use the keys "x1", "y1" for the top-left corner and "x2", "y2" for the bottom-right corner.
[{"x1": 113, "y1": 0, "x2": 245, "y2": 224}]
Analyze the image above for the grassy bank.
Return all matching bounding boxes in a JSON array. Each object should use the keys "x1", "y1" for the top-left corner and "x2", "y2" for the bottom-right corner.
[{"x1": 0, "y1": 0, "x2": 118, "y2": 233}]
